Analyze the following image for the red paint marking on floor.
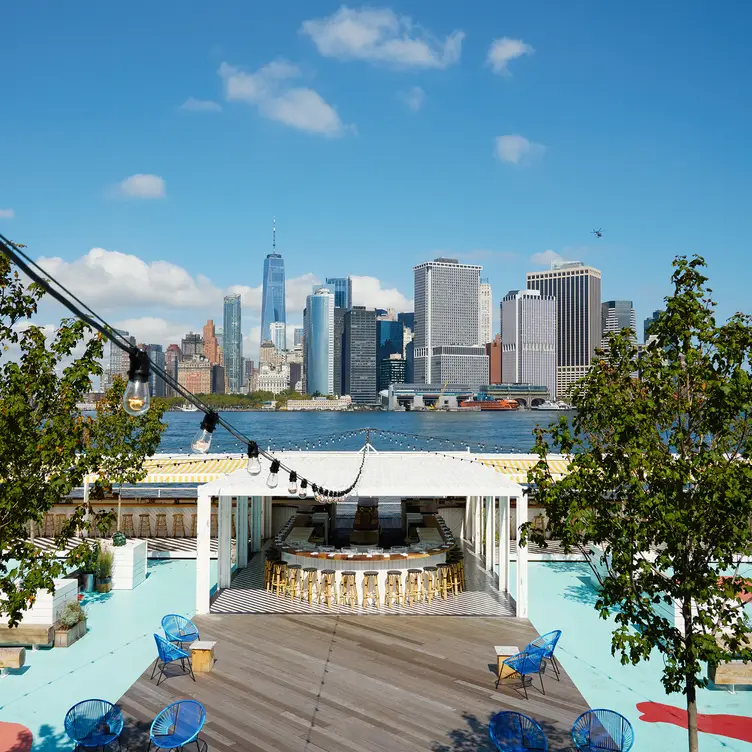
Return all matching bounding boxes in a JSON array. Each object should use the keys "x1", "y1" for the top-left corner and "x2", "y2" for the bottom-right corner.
[
  {"x1": 637, "y1": 701, "x2": 752, "y2": 743},
  {"x1": 0, "y1": 721, "x2": 32, "y2": 752}
]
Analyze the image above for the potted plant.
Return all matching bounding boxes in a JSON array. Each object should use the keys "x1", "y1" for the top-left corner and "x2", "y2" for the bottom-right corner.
[
  {"x1": 95, "y1": 547, "x2": 114, "y2": 593},
  {"x1": 80, "y1": 543, "x2": 98, "y2": 593},
  {"x1": 54, "y1": 601, "x2": 87, "y2": 647}
]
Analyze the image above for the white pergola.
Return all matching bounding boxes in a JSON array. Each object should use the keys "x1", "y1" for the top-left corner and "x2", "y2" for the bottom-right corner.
[{"x1": 195, "y1": 450, "x2": 530, "y2": 617}]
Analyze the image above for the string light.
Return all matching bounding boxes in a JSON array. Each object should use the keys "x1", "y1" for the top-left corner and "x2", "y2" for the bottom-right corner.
[
  {"x1": 246, "y1": 441, "x2": 261, "y2": 475},
  {"x1": 123, "y1": 349, "x2": 151, "y2": 416},
  {"x1": 191, "y1": 412, "x2": 219, "y2": 454},
  {"x1": 267, "y1": 459, "x2": 280, "y2": 489},
  {"x1": 288, "y1": 471, "x2": 298, "y2": 495},
  {"x1": 298, "y1": 478, "x2": 308, "y2": 499}
]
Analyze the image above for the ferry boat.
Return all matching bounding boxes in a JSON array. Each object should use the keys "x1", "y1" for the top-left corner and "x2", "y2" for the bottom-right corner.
[
  {"x1": 458, "y1": 398, "x2": 519, "y2": 411},
  {"x1": 531, "y1": 400, "x2": 575, "y2": 411},
  {"x1": 178, "y1": 403, "x2": 199, "y2": 412}
]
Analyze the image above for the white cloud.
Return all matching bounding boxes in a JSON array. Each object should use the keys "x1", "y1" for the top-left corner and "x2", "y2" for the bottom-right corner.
[
  {"x1": 494, "y1": 134, "x2": 546, "y2": 165},
  {"x1": 399, "y1": 85, "x2": 426, "y2": 112},
  {"x1": 117, "y1": 174, "x2": 166, "y2": 199},
  {"x1": 486, "y1": 37, "x2": 534, "y2": 75},
  {"x1": 351, "y1": 276, "x2": 413, "y2": 311},
  {"x1": 112, "y1": 316, "x2": 195, "y2": 347},
  {"x1": 180, "y1": 97, "x2": 222, "y2": 112},
  {"x1": 0, "y1": 208, "x2": 15, "y2": 219},
  {"x1": 300, "y1": 6, "x2": 464, "y2": 69},
  {"x1": 530, "y1": 249, "x2": 565, "y2": 266},
  {"x1": 219, "y1": 60, "x2": 350, "y2": 137}
]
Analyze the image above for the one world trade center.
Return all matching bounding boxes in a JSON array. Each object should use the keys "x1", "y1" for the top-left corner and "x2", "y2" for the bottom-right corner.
[{"x1": 260, "y1": 218, "x2": 286, "y2": 350}]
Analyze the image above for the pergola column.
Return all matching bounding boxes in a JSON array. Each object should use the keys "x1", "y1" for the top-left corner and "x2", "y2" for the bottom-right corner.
[
  {"x1": 218, "y1": 495, "x2": 233, "y2": 589},
  {"x1": 463, "y1": 495, "x2": 471, "y2": 541},
  {"x1": 474, "y1": 495, "x2": 482, "y2": 556},
  {"x1": 485, "y1": 496, "x2": 494, "y2": 572},
  {"x1": 195, "y1": 488, "x2": 212, "y2": 614},
  {"x1": 516, "y1": 491, "x2": 529, "y2": 618},
  {"x1": 497, "y1": 495, "x2": 510, "y2": 595},
  {"x1": 250, "y1": 496, "x2": 262, "y2": 551},
  {"x1": 236, "y1": 496, "x2": 248, "y2": 568}
]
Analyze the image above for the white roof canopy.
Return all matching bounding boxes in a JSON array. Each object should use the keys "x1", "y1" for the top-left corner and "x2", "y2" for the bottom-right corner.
[{"x1": 198, "y1": 450, "x2": 523, "y2": 498}]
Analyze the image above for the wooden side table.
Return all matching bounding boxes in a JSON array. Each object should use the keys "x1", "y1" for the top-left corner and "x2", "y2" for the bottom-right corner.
[
  {"x1": 495, "y1": 645, "x2": 520, "y2": 686},
  {"x1": 190, "y1": 641, "x2": 217, "y2": 673}
]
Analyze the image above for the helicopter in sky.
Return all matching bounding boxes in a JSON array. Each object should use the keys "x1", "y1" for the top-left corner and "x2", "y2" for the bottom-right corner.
[{"x1": 591, "y1": 228, "x2": 603, "y2": 238}]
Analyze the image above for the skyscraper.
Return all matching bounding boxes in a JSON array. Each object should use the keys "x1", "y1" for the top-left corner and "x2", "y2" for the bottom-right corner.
[
  {"x1": 163, "y1": 344, "x2": 181, "y2": 398},
  {"x1": 333, "y1": 307, "x2": 346, "y2": 395},
  {"x1": 643, "y1": 309, "x2": 664, "y2": 343},
  {"x1": 601, "y1": 300, "x2": 637, "y2": 348},
  {"x1": 526, "y1": 260, "x2": 602, "y2": 397},
  {"x1": 486, "y1": 334, "x2": 502, "y2": 384},
  {"x1": 325, "y1": 277, "x2": 352, "y2": 310},
  {"x1": 293, "y1": 326, "x2": 304, "y2": 347},
  {"x1": 181, "y1": 332, "x2": 203, "y2": 358},
  {"x1": 501, "y1": 289, "x2": 557, "y2": 398},
  {"x1": 377, "y1": 319, "x2": 404, "y2": 391},
  {"x1": 144, "y1": 344, "x2": 166, "y2": 398},
  {"x1": 479, "y1": 279, "x2": 493, "y2": 345},
  {"x1": 104, "y1": 329, "x2": 135, "y2": 390},
  {"x1": 304, "y1": 287, "x2": 334, "y2": 395},
  {"x1": 260, "y1": 219, "x2": 286, "y2": 347},
  {"x1": 397, "y1": 312, "x2": 414, "y2": 331},
  {"x1": 413, "y1": 257, "x2": 488, "y2": 386},
  {"x1": 344, "y1": 307, "x2": 378, "y2": 403},
  {"x1": 269, "y1": 321, "x2": 286, "y2": 352},
  {"x1": 202, "y1": 320, "x2": 220, "y2": 364},
  {"x1": 223, "y1": 293, "x2": 242, "y2": 393}
]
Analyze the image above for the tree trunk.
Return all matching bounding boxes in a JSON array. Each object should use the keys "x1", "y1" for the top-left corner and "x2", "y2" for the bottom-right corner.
[
  {"x1": 682, "y1": 597, "x2": 699, "y2": 752},
  {"x1": 686, "y1": 679, "x2": 699, "y2": 752}
]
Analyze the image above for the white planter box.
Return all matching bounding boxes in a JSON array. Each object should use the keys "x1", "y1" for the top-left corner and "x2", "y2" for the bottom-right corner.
[
  {"x1": 0, "y1": 578, "x2": 78, "y2": 626},
  {"x1": 109, "y1": 540, "x2": 147, "y2": 590}
]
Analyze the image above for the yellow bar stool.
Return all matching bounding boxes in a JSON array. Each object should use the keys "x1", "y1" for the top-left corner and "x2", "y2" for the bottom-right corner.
[
  {"x1": 55, "y1": 513, "x2": 68, "y2": 536},
  {"x1": 42, "y1": 514, "x2": 55, "y2": 537},
  {"x1": 303, "y1": 567, "x2": 319, "y2": 604},
  {"x1": 449, "y1": 562, "x2": 463, "y2": 595},
  {"x1": 264, "y1": 559, "x2": 275, "y2": 591},
  {"x1": 422, "y1": 566, "x2": 439, "y2": 605},
  {"x1": 318, "y1": 570, "x2": 337, "y2": 607},
  {"x1": 385, "y1": 571, "x2": 403, "y2": 607},
  {"x1": 362, "y1": 571, "x2": 381, "y2": 608},
  {"x1": 339, "y1": 571, "x2": 358, "y2": 607},
  {"x1": 190, "y1": 513, "x2": 198, "y2": 537},
  {"x1": 138, "y1": 513, "x2": 151, "y2": 538},
  {"x1": 436, "y1": 563, "x2": 452, "y2": 600},
  {"x1": 210, "y1": 513, "x2": 218, "y2": 538},
  {"x1": 121, "y1": 514, "x2": 135, "y2": 538},
  {"x1": 155, "y1": 513, "x2": 168, "y2": 538},
  {"x1": 271, "y1": 561, "x2": 288, "y2": 597},
  {"x1": 404, "y1": 569, "x2": 423, "y2": 606},
  {"x1": 286, "y1": 564, "x2": 303, "y2": 600},
  {"x1": 172, "y1": 513, "x2": 185, "y2": 538}
]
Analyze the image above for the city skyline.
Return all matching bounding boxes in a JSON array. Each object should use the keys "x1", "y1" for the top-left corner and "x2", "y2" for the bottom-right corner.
[{"x1": 5, "y1": 4, "x2": 749, "y2": 367}]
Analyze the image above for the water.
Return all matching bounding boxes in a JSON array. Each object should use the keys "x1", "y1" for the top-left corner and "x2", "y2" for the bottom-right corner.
[{"x1": 157, "y1": 410, "x2": 569, "y2": 454}]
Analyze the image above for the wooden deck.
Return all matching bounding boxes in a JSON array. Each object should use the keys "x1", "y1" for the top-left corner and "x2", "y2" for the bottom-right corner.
[{"x1": 117, "y1": 615, "x2": 589, "y2": 751}]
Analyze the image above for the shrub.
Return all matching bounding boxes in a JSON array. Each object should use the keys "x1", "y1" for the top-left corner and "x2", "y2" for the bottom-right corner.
[
  {"x1": 96, "y1": 547, "x2": 114, "y2": 579},
  {"x1": 59, "y1": 601, "x2": 86, "y2": 628}
]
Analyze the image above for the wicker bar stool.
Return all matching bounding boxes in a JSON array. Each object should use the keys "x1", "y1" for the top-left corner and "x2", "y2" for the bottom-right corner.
[
  {"x1": 449, "y1": 562, "x2": 462, "y2": 595},
  {"x1": 271, "y1": 562, "x2": 288, "y2": 597},
  {"x1": 303, "y1": 567, "x2": 319, "y2": 604},
  {"x1": 318, "y1": 570, "x2": 337, "y2": 607},
  {"x1": 54, "y1": 513, "x2": 67, "y2": 536},
  {"x1": 42, "y1": 514, "x2": 55, "y2": 537},
  {"x1": 423, "y1": 566, "x2": 439, "y2": 605},
  {"x1": 172, "y1": 513, "x2": 186, "y2": 538},
  {"x1": 264, "y1": 559, "x2": 274, "y2": 591},
  {"x1": 138, "y1": 513, "x2": 151, "y2": 538},
  {"x1": 155, "y1": 513, "x2": 168, "y2": 538},
  {"x1": 339, "y1": 571, "x2": 358, "y2": 607},
  {"x1": 362, "y1": 571, "x2": 380, "y2": 608},
  {"x1": 190, "y1": 513, "x2": 198, "y2": 537},
  {"x1": 436, "y1": 563, "x2": 452, "y2": 600},
  {"x1": 404, "y1": 569, "x2": 423, "y2": 606},
  {"x1": 286, "y1": 564, "x2": 303, "y2": 600},
  {"x1": 121, "y1": 514, "x2": 135, "y2": 538},
  {"x1": 385, "y1": 570, "x2": 403, "y2": 607},
  {"x1": 210, "y1": 513, "x2": 218, "y2": 538}
]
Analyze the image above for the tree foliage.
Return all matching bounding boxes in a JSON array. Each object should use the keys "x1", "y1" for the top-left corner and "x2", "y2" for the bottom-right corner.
[{"x1": 526, "y1": 256, "x2": 752, "y2": 751}]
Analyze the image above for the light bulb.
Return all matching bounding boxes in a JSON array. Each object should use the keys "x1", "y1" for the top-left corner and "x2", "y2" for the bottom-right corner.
[
  {"x1": 123, "y1": 379, "x2": 150, "y2": 416},
  {"x1": 246, "y1": 441, "x2": 261, "y2": 475},
  {"x1": 266, "y1": 459, "x2": 280, "y2": 488},
  {"x1": 298, "y1": 479, "x2": 308, "y2": 499},
  {"x1": 123, "y1": 349, "x2": 151, "y2": 416},
  {"x1": 288, "y1": 472, "x2": 298, "y2": 495},
  {"x1": 191, "y1": 429, "x2": 213, "y2": 454}
]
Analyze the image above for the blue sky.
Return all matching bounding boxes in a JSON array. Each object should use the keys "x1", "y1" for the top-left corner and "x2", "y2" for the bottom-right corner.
[{"x1": 3, "y1": 1, "x2": 751, "y2": 360}]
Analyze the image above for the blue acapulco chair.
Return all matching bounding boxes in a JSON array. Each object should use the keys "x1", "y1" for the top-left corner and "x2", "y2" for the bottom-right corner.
[
  {"x1": 571, "y1": 709, "x2": 634, "y2": 752},
  {"x1": 489, "y1": 711, "x2": 548, "y2": 752},
  {"x1": 151, "y1": 633, "x2": 196, "y2": 686},
  {"x1": 64, "y1": 699, "x2": 124, "y2": 751},
  {"x1": 497, "y1": 647, "x2": 547, "y2": 698},
  {"x1": 161, "y1": 613, "x2": 200, "y2": 647},
  {"x1": 526, "y1": 629, "x2": 562, "y2": 680},
  {"x1": 149, "y1": 699, "x2": 206, "y2": 752}
]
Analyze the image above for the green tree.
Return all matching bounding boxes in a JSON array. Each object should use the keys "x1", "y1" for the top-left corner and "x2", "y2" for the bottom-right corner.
[
  {"x1": 527, "y1": 256, "x2": 752, "y2": 752},
  {"x1": 87, "y1": 376, "x2": 166, "y2": 530},
  {"x1": 0, "y1": 255, "x2": 104, "y2": 624}
]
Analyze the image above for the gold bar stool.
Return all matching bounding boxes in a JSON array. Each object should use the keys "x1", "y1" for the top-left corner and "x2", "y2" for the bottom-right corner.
[
  {"x1": 339, "y1": 571, "x2": 358, "y2": 607},
  {"x1": 271, "y1": 562, "x2": 288, "y2": 597},
  {"x1": 54, "y1": 513, "x2": 67, "y2": 536},
  {"x1": 423, "y1": 566, "x2": 439, "y2": 605},
  {"x1": 319, "y1": 570, "x2": 337, "y2": 607},
  {"x1": 42, "y1": 514, "x2": 55, "y2": 537},
  {"x1": 155, "y1": 513, "x2": 168, "y2": 538},
  {"x1": 385, "y1": 571, "x2": 403, "y2": 607},
  {"x1": 286, "y1": 564, "x2": 303, "y2": 600},
  {"x1": 362, "y1": 571, "x2": 381, "y2": 608},
  {"x1": 303, "y1": 567, "x2": 319, "y2": 604},
  {"x1": 449, "y1": 562, "x2": 463, "y2": 595},
  {"x1": 437, "y1": 563, "x2": 452, "y2": 600},
  {"x1": 138, "y1": 513, "x2": 151, "y2": 538},
  {"x1": 210, "y1": 513, "x2": 218, "y2": 538},
  {"x1": 172, "y1": 513, "x2": 185, "y2": 538},
  {"x1": 121, "y1": 514, "x2": 135, "y2": 538},
  {"x1": 404, "y1": 569, "x2": 423, "y2": 606},
  {"x1": 264, "y1": 559, "x2": 274, "y2": 591},
  {"x1": 190, "y1": 513, "x2": 198, "y2": 537}
]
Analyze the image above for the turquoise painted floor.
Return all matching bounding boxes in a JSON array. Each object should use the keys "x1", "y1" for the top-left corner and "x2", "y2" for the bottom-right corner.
[
  {"x1": 515, "y1": 562, "x2": 752, "y2": 751},
  {"x1": 0, "y1": 559, "x2": 216, "y2": 751}
]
